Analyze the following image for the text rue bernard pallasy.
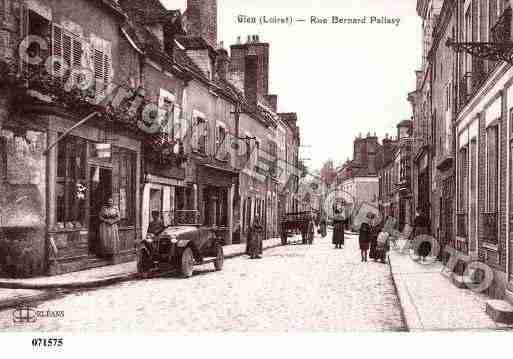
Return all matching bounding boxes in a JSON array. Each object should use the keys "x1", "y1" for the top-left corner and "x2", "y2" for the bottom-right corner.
[{"x1": 237, "y1": 15, "x2": 401, "y2": 27}]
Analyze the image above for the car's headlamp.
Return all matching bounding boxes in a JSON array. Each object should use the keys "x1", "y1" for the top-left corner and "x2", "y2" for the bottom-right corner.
[
  {"x1": 170, "y1": 235, "x2": 178, "y2": 244},
  {"x1": 145, "y1": 233, "x2": 155, "y2": 242}
]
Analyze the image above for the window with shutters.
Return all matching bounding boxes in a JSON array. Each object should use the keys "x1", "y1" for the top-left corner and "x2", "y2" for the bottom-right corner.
[
  {"x1": 91, "y1": 37, "x2": 112, "y2": 101},
  {"x1": 215, "y1": 125, "x2": 227, "y2": 159},
  {"x1": 51, "y1": 24, "x2": 87, "y2": 86},
  {"x1": 196, "y1": 118, "x2": 207, "y2": 154},
  {"x1": 486, "y1": 125, "x2": 499, "y2": 212},
  {"x1": 162, "y1": 98, "x2": 174, "y2": 136},
  {"x1": 458, "y1": 146, "x2": 469, "y2": 212},
  {"x1": 269, "y1": 140, "x2": 277, "y2": 157}
]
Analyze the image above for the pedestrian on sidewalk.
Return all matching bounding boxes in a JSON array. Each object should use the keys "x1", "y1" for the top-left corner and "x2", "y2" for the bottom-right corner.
[
  {"x1": 369, "y1": 217, "x2": 384, "y2": 261},
  {"x1": 359, "y1": 213, "x2": 374, "y2": 262},
  {"x1": 413, "y1": 208, "x2": 431, "y2": 261},
  {"x1": 99, "y1": 197, "x2": 120, "y2": 257},
  {"x1": 248, "y1": 216, "x2": 264, "y2": 259},
  {"x1": 332, "y1": 209, "x2": 345, "y2": 249}
]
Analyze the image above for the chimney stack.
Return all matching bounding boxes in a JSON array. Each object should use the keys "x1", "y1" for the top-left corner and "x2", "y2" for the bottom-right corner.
[
  {"x1": 266, "y1": 94, "x2": 278, "y2": 112},
  {"x1": 216, "y1": 46, "x2": 230, "y2": 80},
  {"x1": 230, "y1": 35, "x2": 270, "y2": 99},
  {"x1": 186, "y1": 0, "x2": 218, "y2": 49},
  {"x1": 244, "y1": 49, "x2": 260, "y2": 106}
]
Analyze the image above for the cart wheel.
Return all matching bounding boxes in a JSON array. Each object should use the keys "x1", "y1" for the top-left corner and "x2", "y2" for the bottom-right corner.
[
  {"x1": 180, "y1": 247, "x2": 194, "y2": 278},
  {"x1": 214, "y1": 245, "x2": 224, "y2": 271}
]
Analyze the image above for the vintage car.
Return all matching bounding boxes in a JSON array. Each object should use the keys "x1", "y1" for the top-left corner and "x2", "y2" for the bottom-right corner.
[{"x1": 137, "y1": 210, "x2": 224, "y2": 278}]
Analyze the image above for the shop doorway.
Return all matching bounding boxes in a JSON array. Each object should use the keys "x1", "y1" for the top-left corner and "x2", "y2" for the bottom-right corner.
[{"x1": 89, "y1": 166, "x2": 112, "y2": 254}]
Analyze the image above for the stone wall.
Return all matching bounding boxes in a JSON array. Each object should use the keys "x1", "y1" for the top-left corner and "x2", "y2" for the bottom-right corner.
[{"x1": 0, "y1": 127, "x2": 47, "y2": 277}]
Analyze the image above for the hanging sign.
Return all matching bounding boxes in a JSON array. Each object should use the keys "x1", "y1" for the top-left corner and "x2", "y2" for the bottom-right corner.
[{"x1": 95, "y1": 143, "x2": 111, "y2": 158}]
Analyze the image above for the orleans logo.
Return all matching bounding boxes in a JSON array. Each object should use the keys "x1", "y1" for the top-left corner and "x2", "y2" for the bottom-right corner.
[
  {"x1": 12, "y1": 305, "x2": 64, "y2": 324},
  {"x1": 12, "y1": 305, "x2": 37, "y2": 324}
]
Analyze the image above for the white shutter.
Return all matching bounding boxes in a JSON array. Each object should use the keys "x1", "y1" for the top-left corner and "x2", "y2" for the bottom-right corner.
[
  {"x1": 173, "y1": 106, "x2": 181, "y2": 140},
  {"x1": 192, "y1": 117, "x2": 199, "y2": 151},
  {"x1": 52, "y1": 24, "x2": 63, "y2": 77},
  {"x1": 91, "y1": 35, "x2": 112, "y2": 101}
]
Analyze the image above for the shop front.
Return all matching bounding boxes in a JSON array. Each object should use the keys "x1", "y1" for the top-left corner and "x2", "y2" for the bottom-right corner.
[
  {"x1": 0, "y1": 104, "x2": 142, "y2": 277},
  {"x1": 196, "y1": 161, "x2": 238, "y2": 245}
]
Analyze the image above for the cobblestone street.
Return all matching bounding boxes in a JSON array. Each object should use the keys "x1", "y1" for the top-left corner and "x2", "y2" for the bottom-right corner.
[{"x1": 0, "y1": 232, "x2": 405, "y2": 332}]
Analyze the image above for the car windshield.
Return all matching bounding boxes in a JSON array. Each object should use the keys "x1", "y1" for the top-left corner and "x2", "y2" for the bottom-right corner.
[{"x1": 148, "y1": 210, "x2": 200, "y2": 235}]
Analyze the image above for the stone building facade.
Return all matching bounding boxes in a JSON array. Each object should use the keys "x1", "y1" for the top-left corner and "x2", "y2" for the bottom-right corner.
[
  {"x1": 0, "y1": 0, "x2": 144, "y2": 277},
  {"x1": 409, "y1": 0, "x2": 513, "y2": 300},
  {"x1": 0, "y1": 0, "x2": 301, "y2": 277}
]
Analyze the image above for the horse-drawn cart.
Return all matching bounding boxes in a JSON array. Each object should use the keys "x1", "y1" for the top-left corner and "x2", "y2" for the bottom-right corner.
[{"x1": 280, "y1": 211, "x2": 315, "y2": 245}]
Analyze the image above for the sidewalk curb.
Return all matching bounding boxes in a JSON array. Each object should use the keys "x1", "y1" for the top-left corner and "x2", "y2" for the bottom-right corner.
[
  {"x1": 388, "y1": 252, "x2": 422, "y2": 332},
  {"x1": 0, "y1": 290, "x2": 61, "y2": 312},
  {"x1": 0, "y1": 242, "x2": 284, "y2": 292}
]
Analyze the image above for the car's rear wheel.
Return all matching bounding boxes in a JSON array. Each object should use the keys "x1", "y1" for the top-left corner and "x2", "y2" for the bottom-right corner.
[
  {"x1": 180, "y1": 247, "x2": 194, "y2": 278},
  {"x1": 214, "y1": 244, "x2": 224, "y2": 271}
]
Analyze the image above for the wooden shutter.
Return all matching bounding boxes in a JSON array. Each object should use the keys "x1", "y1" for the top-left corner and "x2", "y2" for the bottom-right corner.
[
  {"x1": 173, "y1": 106, "x2": 181, "y2": 140},
  {"x1": 91, "y1": 36, "x2": 112, "y2": 101},
  {"x1": 93, "y1": 47, "x2": 105, "y2": 99},
  {"x1": 19, "y1": 2, "x2": 29, "y2": 74}
]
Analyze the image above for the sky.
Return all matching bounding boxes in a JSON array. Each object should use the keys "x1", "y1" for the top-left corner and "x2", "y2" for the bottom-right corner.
[{"x1": 162, "y1": 0, "x2": 423, "y2": 171}]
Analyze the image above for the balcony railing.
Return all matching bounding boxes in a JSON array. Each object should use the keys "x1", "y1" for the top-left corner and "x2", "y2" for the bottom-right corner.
[
  {"x1": 456, "y1": 212, "x2": 468, "y2": 238},
  {"x1": 481, "y1": 212, "x2": 498, "y2": 244}
]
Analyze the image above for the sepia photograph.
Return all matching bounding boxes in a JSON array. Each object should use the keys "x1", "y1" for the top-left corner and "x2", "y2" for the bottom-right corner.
[{"x1": 0, "y1": 0, "x2": 512, "y2": 355}]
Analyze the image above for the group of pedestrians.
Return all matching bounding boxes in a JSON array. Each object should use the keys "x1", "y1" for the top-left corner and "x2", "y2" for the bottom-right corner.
[
  {"x1": 330, "y1": 210, "x2": 388, "y2": 263},
  {"x1": 358, "y1": 213, "x2": 385, "y2": 262}
]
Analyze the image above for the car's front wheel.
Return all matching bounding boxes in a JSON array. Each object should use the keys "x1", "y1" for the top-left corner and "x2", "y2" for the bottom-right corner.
[
  {"x1": 180, "y1": 247, "x2": 194, "y2": 278},
  {"x1": 214, "y1": 244, "x2": 224, "y2": 271}
]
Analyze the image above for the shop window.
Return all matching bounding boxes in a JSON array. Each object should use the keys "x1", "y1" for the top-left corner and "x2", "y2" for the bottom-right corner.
[
  {"x1": 113, "y1": 147, "x2": 136, "y2": 227},
  {"x1": 56, "y1": 135, "x2": 87, "y2": 226}
]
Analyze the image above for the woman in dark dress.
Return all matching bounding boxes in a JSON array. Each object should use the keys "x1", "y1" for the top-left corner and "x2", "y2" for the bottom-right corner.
[
  {"x1": 359, "y1": 213, "x2": 374, "y2": 262},
  {"x1": 413, "y1": 209, "x2": 431, "y2": 261},
  {"x1": 332, "y1": 209, "x2": 345, "y2": 249},
  {"x1": 248, "y1": 217, "x2": 264, "y2": 259},
  {"x1": 369, "y1": 217, "x2": 384, "y2": 261}
]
